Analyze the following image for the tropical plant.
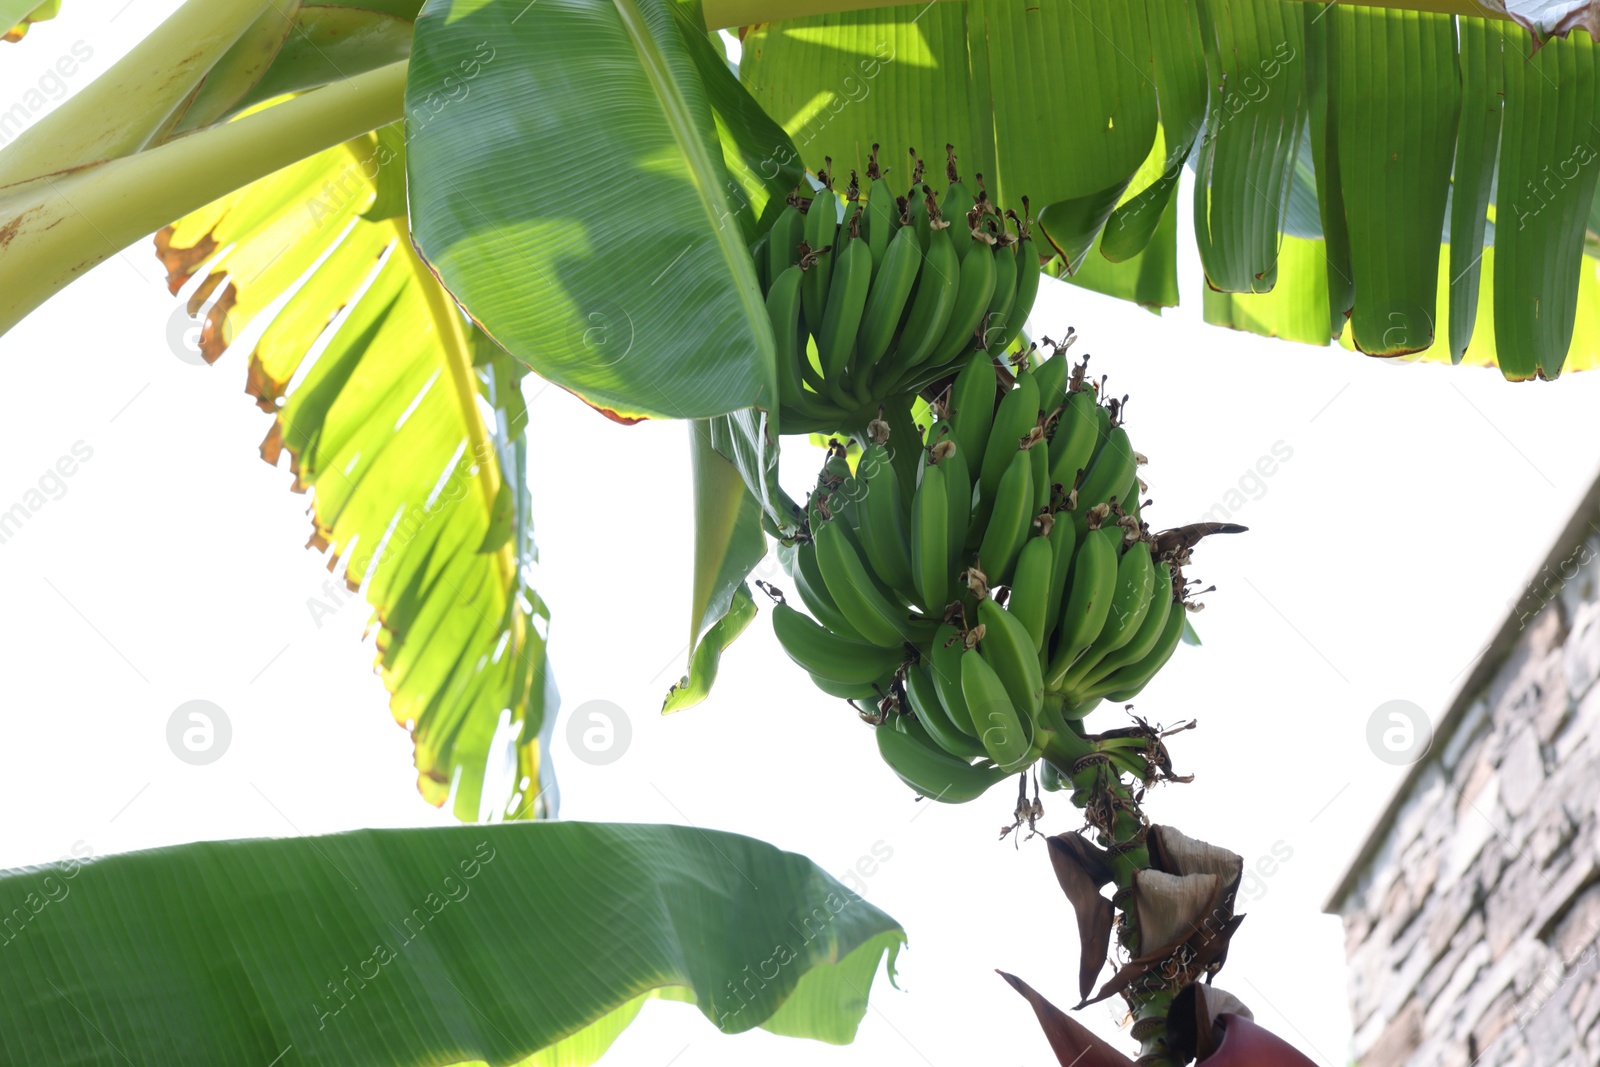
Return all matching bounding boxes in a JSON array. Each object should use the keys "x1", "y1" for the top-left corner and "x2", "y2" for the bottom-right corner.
[
  {"x1": 6, "y1": 1, "x2": 1600, "y2": 814},
  {"x1": 3, "y1": 0, "x2": 1597, "y2": 1063}
]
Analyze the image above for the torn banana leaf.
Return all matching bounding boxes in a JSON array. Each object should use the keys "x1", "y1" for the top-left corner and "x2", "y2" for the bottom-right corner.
[{"x1": 155, "y1": 126, "x2": 554, "y2": 822}]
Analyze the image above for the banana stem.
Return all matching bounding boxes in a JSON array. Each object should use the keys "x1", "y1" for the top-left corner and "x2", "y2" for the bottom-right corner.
[
  {"x1": 1059, "y1": 754, "x2": 1186, "y2": 1066},
  {"x1": 0, "y1": 0, "x2": 273, "y2": 187},
  {"x1": 0, "y1": 60, "x2": 406, "y2": 339}
]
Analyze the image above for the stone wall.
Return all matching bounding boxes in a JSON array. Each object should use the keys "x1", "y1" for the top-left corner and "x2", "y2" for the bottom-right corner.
[{"x1": 1333, "y1": 530, "x2": 1600, "y2": 1066}]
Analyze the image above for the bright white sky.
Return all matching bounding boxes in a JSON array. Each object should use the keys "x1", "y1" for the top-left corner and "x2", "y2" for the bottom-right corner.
[{"x1": 5, "y1": 7, "x2": 1600, "y2": 1066}]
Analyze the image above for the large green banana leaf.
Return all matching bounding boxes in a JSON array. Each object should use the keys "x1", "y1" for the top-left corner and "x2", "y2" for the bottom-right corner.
[
  {"x1": 156, "y1": 128, "x2": 554, "y2": 823},
  {"x1": 0, "y1": 823, "x2": 904, "y2": 1065},
  {"x1": 738, "y1": 0, "x2": 1600, "y2": 379},
  {"x1": 404, "y1": 0, "x2": 781, "y2": 424}
]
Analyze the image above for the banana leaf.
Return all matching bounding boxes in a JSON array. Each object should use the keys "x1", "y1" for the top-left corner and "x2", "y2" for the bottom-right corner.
[
  {"x1": 405, "y1": 0, "x2": 779, "y2": 424},
  {"x1": 0, "y1": 822, "x2": 905, "y2": 1065},
  {"x1": 155, "y1": 128, "x2": 553, "y2": 823},
  {"x1": 738, "y1": 0, "x2": 1600, "y2": 379}
]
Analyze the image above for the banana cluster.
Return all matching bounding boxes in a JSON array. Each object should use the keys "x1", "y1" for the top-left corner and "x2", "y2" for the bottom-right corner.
[
  {"x1": 753, "y1": 145, "x2": 1042, "y2": 436},
  {"x1": 774, "y1": 349, "x2": 1196, "y2": 804}
]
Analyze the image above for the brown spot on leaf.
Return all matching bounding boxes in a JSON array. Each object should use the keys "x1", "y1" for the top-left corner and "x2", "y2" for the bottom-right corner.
[
  {"x1": 197, "y1": 285, "x2": 236, "y2": 365},
  {"x1": 247, "y1": 354, "x2": 288, "y2": 414},
  {"x1": 587, "y1": 398, "x2": 648, "y2": 426},
  {"x1": 259, "y1": 420, "x2": 284, "y2": 465},
  {"x1": 0, "y1": 210, "x2": 30, "y2": 250},
  {"x1": 153, "y1": 227, "x2": 218, "y2": 293}
]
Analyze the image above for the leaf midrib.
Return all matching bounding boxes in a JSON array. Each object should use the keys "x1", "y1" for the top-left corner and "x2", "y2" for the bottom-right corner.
[
  {"x1": 391, "y1": 214, "x2": 518, "y2": 609},
  {"x1": 611, "y1": 0, "x2": 776, "y2": 411}
]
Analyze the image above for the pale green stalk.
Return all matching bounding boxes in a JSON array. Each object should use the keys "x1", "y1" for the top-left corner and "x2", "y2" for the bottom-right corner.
[
  {"x1": 0, "y1": 0, "x2": 273, "y2": 187},
  {"x1": 0, "y1": 60, "x2": 405, "y2": 337}
]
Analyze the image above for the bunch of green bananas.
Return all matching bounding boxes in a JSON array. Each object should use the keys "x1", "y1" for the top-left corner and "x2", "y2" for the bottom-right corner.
[
  {"x1": 772, "y1": 347, "x2": 1207, "y2": 804},
  {"x1": 751, "y1": 145, "x2": 1042, "y2": 435}
]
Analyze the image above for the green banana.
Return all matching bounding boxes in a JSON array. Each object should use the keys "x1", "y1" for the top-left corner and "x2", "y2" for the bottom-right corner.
[
  {"x1": 815, "y1": 519, "x2": 917, "y2": 648},
  {"x1": 929, "y1": 624, "x2": 978, "y2": 735},
  {"x1": 928, "y1": 233, "x2": 997, "y2": 366},
  {"x1": 974, "y1": 446, "x2": 1033, "y2": 586},
  {"x1": 905, "y1": 150, "x2": 930, "y2": 248},
  {"x1": 947, "y1": 357, "x2": 997, "y2": 479},
  {"x1": 816, "y1": 209, "x2": 871, "y2": 383},
  {"x1": 1075, "y1": 423, "x2": 1136, "y2": 516},
  {"x1": 982, "y1": 229, "x2": 1018, "y2": 352},
  {"x1": 1079, "y1": 563, "x2": 1174, "y2": 690},
  {"x1": 1093, "y1": 602, "x2": 1186, "y2": 704},
  {"x1": 811, "y1": 453, "x2": 858, "y2": 528},
  {"x1": 1040, "y1": 759, "x2": 1063, "y2": 792},
  {"x1": 961, "y1": 647, "x2": 1034, "y2": 772},
  {"x1": 864, "y1": 145, "x2": 898, "y2": 272},
  {"x1": 994, "y1": 204, "x2": 1042, "y2": 352},
  {"x1": 809, "y1": 668, "x2": 893, "y2": 702},
  {"x1": 977, "y1": 596, "x2": 1045, "y2": 721},
  {"x1": 1063, "y1": 537, "x2": 1156, "y2": 686},
  {"x1": 767, "y1": 195, "x2": 805, "y2": 282},
  {"x1": 1036, "y1": 689, "x2": 1078, "y2": 741},
  {"x1": 1121, "y1": 473, "x2": 1143, "y2": 523},
  {"x1": 886, "y1": 205, "x2": 958, "y2": 375},
  {"x1": 801, "y1": 171, "x2": 839, "y2": 331},
  {"x1": 1002, "y1": 534, "x2": 1055, "y2": 654},
  {"x1": 939, "y1": 436, "x2": 973, "y2": 569},
  {"x1": 855, "y1": 443, "x2": 916, "y2": 600},
  {"x1": 876, "y1": 718, "x2": 1008, "y2": 803},
  {"x1": 790, "y1": 538, "x2": 867, "y2": 642},
  {"x1": 1093, "y1": 400, "x2": 1112, "y2": 441},
  {"x1": 798, "y1": 333, "x2": 829, "y2": 395},
  {"x1": 768, "y1": 265, "x2": 835, "y2": 426},
  {"x1": 1040, "y1": 510, "x2": 1078, "y2": 654},
  {"x1": 1028, "y1": 434, "x2": 1051, "y2": 512},
  {"x1": 904, "y1": 663, "x2": 986, "y2": 761},
  {"x1": 881, "y1": 393, "x2": 924, "y2": 514},
  {"x1": 1045, "y1": 523, "x2": 1121, "y2": 689},
  {"x1": 940, "y1": 145, "x2": 977, "y2": 262},
  {"x1": 771, "y1": 601, "x2": 903, "y2": 685},
  {"x1": 978, "y1": 369, "x2": 1040, "y2": 501},
  {"x1": 1048, "y1": 387, "x2": 1104, "y2": 492},
  {"x1": 1033, "y1": 347, "x2": 1069, "y2": 419},
  {"x1": 856, "y1": 222, "x2": 922, "y2": 370},
  {"x1": 925, "y1": 422, "x2": 972, "y2": 569},
  {"x1": 750, "y1": 229, "x2": 770, "y2": 294},
  {"x1": 911, "y1": 459, "x2": 950, "y2": 613},
  {"x1": 827, "y1": 490, "x2": 928, "y2": 623}
]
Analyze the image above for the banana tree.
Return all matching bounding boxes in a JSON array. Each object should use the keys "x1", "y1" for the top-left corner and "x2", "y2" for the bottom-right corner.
[
  {"x1": 5, "y1": 0, "x2": 1599, "y2": 817},
  {"x1": 3, "y1": 0, "x2": 1597, "y2": 1063}
]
